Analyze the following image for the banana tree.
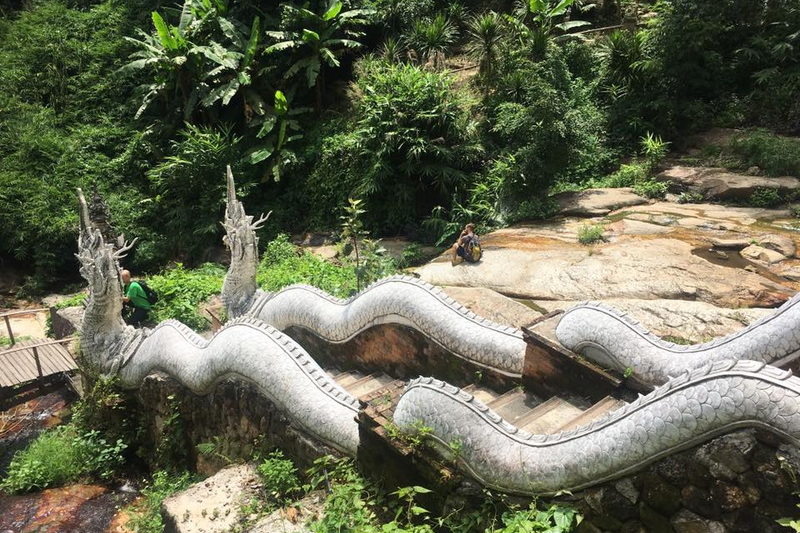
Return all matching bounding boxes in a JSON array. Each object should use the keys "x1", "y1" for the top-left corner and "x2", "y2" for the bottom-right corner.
[
  {"x1": 200, "y1": 16, "x2": 267, "y2": 120},
  {"x1": 121, "y1": 10, "x2": 206, "y2": 120},
  {"x1": 264, "y1": 1, "x2": 374, "y2": 112},
  {"x1": 246, "y1": 90, "x2": 312, "y2": 182}
]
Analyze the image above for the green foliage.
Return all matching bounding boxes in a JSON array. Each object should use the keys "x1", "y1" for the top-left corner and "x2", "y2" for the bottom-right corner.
[
  {"x1": 264, "y1": 1, "x2": 374, "y2": 111},
  {"x1": 488, "y1": 45, "x2": 613, "y2": 198},
  {"x1": 257, "y1": 234, "x2": 357, "y2": 297},
  {"x1": 494, "y1": 502, "x2": 582, "y2": 533},
  {"x1": 151, "y1": 394, "x2": 190, "y2": 473},
  {"x1": 340, "y1": 198, "x2": 397, "y2": 291},
  {"x1": 310, "y1": 461, "x2": 377, "y2": 533},
  {"x1": 465, "y1": 11, "x2": 504, "y2": 89},
  {"x1": 0, "y1": 0, "x2": 148, "y2": 288},
  {"x1": 640, "y1": 132, "x2": 670, "y2": 171},
  {"x1": 385, "y1": 419, "x2": 433, "y2": 449},
  {"x1": 405, "y1": 13, "x2": 459, "y2": 70},
  {"x1": 0, "y1": 425, "x2": 127, "y2": 494},
  {"x1": 71, "y1": 375, "x2": 137, "y2": 449},
  {"x1": 248, "y1": 90, "x2": 312, "y2": 182},
  {"x1": 577, "y1": 224, "x2": 605, "y2": 245},
  {"x1": 749, "y1": 187, "x2": 782, "y2": 208},
  {"x1": 341, "y1": 57, "x2": 483, "y2": 233},
  {"x1": 505, "y1": 196, "x2": 560, "y2": 225},
  {"x1": 147, "y1": 263, "x2": 225, "y2": 330},
  {"x1": 632, "y1": 180, "x2": 668, "y2": 199},
  {"x1": 730, "y1": 130, "x2": 800, "y2": 177},
  {"x1": 146, "y1": 125, "x2": 246, "y2": 261},
  {"x1": 257, "y1": 450, "x2": 302, "y2": 505},
  {"x1": 735, "y1": 0, "x2": 800, "y2": 131},
  {"x1": 675, "y1": 192, "x2": 703, "y2": 204},
  {"x1": 397, "y1": 243, "x2": 426, "y2": 268},
  {"x1": 54, "y1": 292, "x2": 88, "y2": 309},
  {"x1": 127, "y1": 470, "x2": 195, "y2": 533}
]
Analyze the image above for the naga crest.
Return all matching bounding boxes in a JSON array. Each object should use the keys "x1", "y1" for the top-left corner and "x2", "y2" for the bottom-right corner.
[
  {"x1": 221, "y1": 166, "x2": 270, "y2": 318},
  {"x1": 76, "y1": 188, "x2": 144, "y2": 376}
]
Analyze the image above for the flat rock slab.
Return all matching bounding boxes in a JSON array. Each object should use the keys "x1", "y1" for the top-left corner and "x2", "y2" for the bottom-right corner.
[
  {"x1": 162, "y1": 464, "x2": 262, "y2": 533},
  {"x1": 531, "y1": 298, "x2": 772, "y2": 343},
  {"x1": 657, "y1": 166, "x2": 800, "y2": 200},
  {"x1": 605, "y1": 219, "x2": 673, "y2": 236},
  {"x1": 554, "y1": 188, "x2": 649, "y2": 216},
  {"x1": 244, "y1": 492, "x2": 326, "y2": 532},
  {"x1": 416, "y1": 234, "x2": 792, "y2": 309},
  {"x1": 439, "y1": 286, "x2": 543, "y2": 328}
]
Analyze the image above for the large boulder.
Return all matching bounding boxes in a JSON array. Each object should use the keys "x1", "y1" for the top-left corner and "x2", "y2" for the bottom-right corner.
[
  {"x1": 416, "y1": 234, "x2": 792, "y2": 309},
  {"x1": 162, "y1": 464, "x2": 263, "y2": 533},
  {"x1": 656, "y1": 166, "x2": 799, "y2": 201},
  {"x1": 553, "y1": 188, "x2": 649, "y2": 216}
]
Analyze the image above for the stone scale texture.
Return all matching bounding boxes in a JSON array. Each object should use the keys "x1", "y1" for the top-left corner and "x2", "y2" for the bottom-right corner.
[{"x1": 555, "y1": 296, "x2": 800, "y2": 384}]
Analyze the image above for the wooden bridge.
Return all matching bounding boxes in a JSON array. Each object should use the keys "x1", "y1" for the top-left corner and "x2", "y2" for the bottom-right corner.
[{"x1": 1, "y1": 309, "x2": 79, "y2": 406}]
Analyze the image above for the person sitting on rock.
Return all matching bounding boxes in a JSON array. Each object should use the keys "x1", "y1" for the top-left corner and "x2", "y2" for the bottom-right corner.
[
  {"x1": 121, "y1": 269, "x2": 152, "y2": 327},
  {"x1": 452, "y1": 223, "x2": 481, "y2": 265}
]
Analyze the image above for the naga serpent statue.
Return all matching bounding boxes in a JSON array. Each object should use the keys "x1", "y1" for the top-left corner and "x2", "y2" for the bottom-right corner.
[
  {"x1": 77, "y1": 174, "x2": 800, "y2": 497},
  {"x1": 219, "y1": 167, "x2": 527, "y2": 377},
  {"x1": 394, "y1": 359, "x2": 800, "y2": 494},
  {"x1": 555, "y1": 297, "x2": 800, "y2": 385},
  {"x1": 76, "y1": 188, "x2": 360, "y2": 455}
]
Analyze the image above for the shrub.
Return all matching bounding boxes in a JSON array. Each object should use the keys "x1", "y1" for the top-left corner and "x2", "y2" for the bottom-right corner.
[
  {"x1": 126, "y1": 471, "x2": 194, "y2": 533},
  {"x1": 494, "y1": 502, "x2": 583, "y2": 533},
  {"x1": 71, "y1": 375, "x2": 137, "y2": 450},
  {"x1": 748, "y1": 187, "x2": 782, "y2": 207},
  {"x1": 730, "y1": 130, "x2": 800, "y2": 177},
  {"x1": 488, "y1": 47, "x2": 614, "y2": 195},
  {"x1": 310, "y1": 462, "x2": 377, "y2": 533},
  {"x1": 0, "y1": 425, "x2": 127, "y2": 493},
  {"x1": 146, "y1": 124, "x2": 247, "y2": 262},
  {"x1": 633, "y1": 180, "x2": 669, "y2": 199},
  {"x1": 148, "y1": 263, "x2": 226, "y2": 330},
  {"x1": 257, "y1": 450, "x2": 301, "y2": 505},
  {"x1": 257, "y1": 234, "x2": 358, "y2": 297},
  {"x1": 506, "y1": 197, "x2": 560, "y2": 225},
  {"x1": 577, "y1": 224, "x2": 605, "y2": 245},
  {"x1": 397, "y1": 243, "x2": 426, "y2": 268},
  {"x1": 677, "y1": 191, "x2": 705, "y2": 204},
  {"x1": 339, "y1": 57, "x2": 483, "y2": 233}
]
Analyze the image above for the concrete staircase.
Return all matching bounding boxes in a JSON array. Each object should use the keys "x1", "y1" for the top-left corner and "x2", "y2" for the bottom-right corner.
[{"x1": 332, "y1": 369, "x2": 625, "y2": 436}]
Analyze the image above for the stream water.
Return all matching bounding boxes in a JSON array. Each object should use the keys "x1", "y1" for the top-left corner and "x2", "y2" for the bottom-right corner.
[{"x1": 0, "y1": 389, "x2": 139, "y2": 533}]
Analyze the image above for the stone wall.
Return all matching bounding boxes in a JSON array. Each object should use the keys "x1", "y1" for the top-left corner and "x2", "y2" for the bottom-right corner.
[
  {"x1": 136, "y1": 374, "x2": 340, "y2": 475},
  {"x1": 572, "y1": 429, "x2": 800, "y2": 533},
  {"x1": 286, "y1": 323, "x2": 517, "y2": 392}
]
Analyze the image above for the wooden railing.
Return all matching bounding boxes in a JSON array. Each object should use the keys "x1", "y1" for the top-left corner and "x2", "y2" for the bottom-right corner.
[{"x1": 1, "y1": 337, "x2": 76, "y2": 381}]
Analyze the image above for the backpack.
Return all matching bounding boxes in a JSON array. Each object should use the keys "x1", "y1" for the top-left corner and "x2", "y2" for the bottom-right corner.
[
  {"x1": 465, "y1": 236, "x2": 482, "y2": 263},
  {"x1": 137, "y1": 280, "x2": 159, "y2": 305}
]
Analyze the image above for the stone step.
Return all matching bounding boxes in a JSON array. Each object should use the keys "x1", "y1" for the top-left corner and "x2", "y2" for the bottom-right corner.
[
  {"x1": 492, "y1": 391, "x2": 541, "y2": 423},
  {"x1": 333, "y1": 371, "x2": 365, "y2": 388},
  {"x1": 517, "y1": 397, "x2": 583, "y2": 435},
  {"x1": 487, "y1": 388, "x2": 526, "y2": 411},
  {"x1": 555, "y1": 396, "x2": 626, "y2": 432},
  {"x1": 346, "y1": 373, "x2": 396, "y2": 399},
  {"x1": 461, "y1": 384, "x2": 501, "y2": 405}
]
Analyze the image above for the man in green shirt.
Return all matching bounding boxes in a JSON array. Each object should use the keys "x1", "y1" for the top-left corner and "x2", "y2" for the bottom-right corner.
[{"x1": 121, "y1": 269, "x2": 152, "y2": 327}]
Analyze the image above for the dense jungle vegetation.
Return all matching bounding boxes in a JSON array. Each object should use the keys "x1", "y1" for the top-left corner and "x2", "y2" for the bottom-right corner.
[{"x1": 1, "y1": 0, "x2": 798, "y2": 291}]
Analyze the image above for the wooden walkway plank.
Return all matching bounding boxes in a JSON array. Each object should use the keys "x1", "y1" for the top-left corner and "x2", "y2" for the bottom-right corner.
[
  {"x1": 1, "y1": 354, "x2": 30, "y2": 383},
  {"x1": 0, "y1": 337, "x2": 77, "y2": 390}
]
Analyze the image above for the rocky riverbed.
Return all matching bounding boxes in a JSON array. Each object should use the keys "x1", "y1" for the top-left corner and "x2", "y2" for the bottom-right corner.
[{"x1": 418, "y1": 172, "x2": 800, "y2": 343}]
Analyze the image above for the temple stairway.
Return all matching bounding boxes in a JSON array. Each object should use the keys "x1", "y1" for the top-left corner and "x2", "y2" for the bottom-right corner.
[{"x1": 329, "y1": 369, "x2": 626, "y2": 436}]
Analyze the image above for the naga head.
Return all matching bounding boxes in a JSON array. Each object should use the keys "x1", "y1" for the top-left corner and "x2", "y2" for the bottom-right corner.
[
  {"x1": 76, "y1": 188, "x2": 142, "y2": 375},
  {"x1": 221, "y1": 165, "x2": 271, "y2": 318}
]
